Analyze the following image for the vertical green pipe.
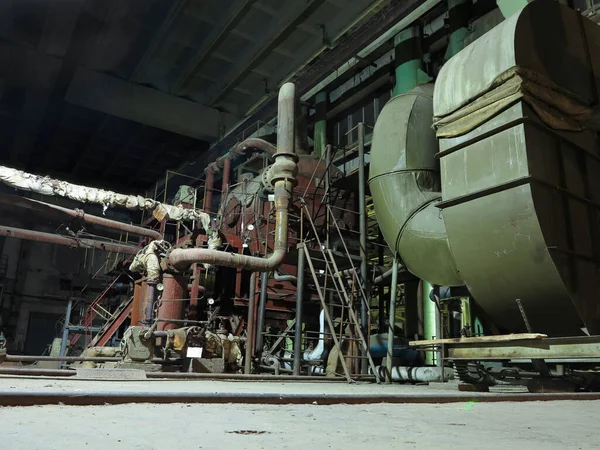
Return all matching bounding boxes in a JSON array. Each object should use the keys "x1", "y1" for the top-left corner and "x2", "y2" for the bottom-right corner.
[
  {"x1": 422, "y1": 280, "x2": 437, "y2": 365},
  {"x1": 445, "y1": 0, "x2": 471, "y2": 60},
  {"x1": 392, "y1": 26, "x2": 431, "y2": 97},
  {"x1": 313, "y1": 91, "x2": 328, "y2": 157},
  {"x1": 385, "y1": 255, "x2": 399, "y2": 383}
]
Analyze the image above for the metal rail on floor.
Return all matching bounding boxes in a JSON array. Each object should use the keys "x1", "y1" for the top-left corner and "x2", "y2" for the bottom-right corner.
[{"x1": 0, "y1": 390, "x2": 598, "y2": 407}]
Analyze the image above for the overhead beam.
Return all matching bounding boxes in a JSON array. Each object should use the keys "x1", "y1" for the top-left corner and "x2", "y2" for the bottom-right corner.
[
  {"x1": 204, "y1": 0, "x2": 326, "y2": 106},
  {"x1": 170, "y1": 0, "x2": 257, "y2": 94},
  {"x1": 129, "y1": 0, "x2": 191, "y2": 82},
  {"x1": 65, "y1": 67, "x2": 240, "y2": 141},
  {"x1": 174, "y1": 0, "x2": 427, "y2": 177}
]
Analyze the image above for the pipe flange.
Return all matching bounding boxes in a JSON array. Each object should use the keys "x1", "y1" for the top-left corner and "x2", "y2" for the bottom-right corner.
[
  {"x1": 261, "y1": 165, "x2": 275, "y2": 193},
  {"x1": 271, "y1": 155, "x2": 298, "y2": 185}
]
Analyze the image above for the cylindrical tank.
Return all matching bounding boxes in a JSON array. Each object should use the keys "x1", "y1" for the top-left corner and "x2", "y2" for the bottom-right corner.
[{"x1": 157, "y1": 274, "x2": 188, "y2": 331}]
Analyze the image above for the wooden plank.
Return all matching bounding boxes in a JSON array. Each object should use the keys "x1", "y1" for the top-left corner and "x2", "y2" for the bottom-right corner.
[{"x1": 409, "y1": 333, "x2": 548, "y2": 347}]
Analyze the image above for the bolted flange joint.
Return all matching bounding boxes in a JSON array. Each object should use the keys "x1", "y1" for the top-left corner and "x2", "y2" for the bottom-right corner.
[{"x1": 271, "y1": 152, "x2": 298, "y2": 186}]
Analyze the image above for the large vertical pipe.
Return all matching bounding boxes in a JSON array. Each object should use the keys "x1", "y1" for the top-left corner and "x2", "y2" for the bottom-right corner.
[
  {"x1": 255, "y1": 271, "x2": 269, "y2": 354},
  {"x1": 445, "y1": 0, "x2": 471, "y2": 60},
  {"x1": 245, "y1": 272, "x2": 257, "y2": 375},
  {"x1": 221, "y1": 158, "x2": 231, "y2": 202},
  {"x1": 131, "y1": 280, "x2": 146, "y2": 326},
  {"x1": 392, "y1": 26, "x2": 430, "y2": 97},
  {"x1": 204, "y1": 170, "x2": 214, "y2": 213},
  {"x1": 385, "y1": 256, "x2": 399, "y2": 383},
  {"x1": 293, "y1": 246, "x2": 305, "y2": 375},
  {"x1": 156, "y1": 274, "x2": 187, "y2": 331},
  {"x1": 357, "y1": 122, "x2": 368, "y2": 375},
  {"x1": 143, "y1": 282, "x2": 157, "y2": 325},
  {"x1": 313, "y1": 92, "x2": 328, "y2": 157}
]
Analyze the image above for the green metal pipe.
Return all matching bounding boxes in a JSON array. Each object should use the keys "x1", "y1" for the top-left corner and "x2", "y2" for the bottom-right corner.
[
  {"x1": 445, "y1": 0, "x2": 471, "y2": 60},
  {"x1": 392, "y1": 27, "x2": 431, "y2": 97},
  {"x1": 313, "y1": 91, "x2": 327, "y2": 157}
]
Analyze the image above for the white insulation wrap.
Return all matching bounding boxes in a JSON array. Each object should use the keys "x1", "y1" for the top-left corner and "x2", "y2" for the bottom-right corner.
[{"x1": 0, "y1": 165, "x2": 211, "y2": 227}]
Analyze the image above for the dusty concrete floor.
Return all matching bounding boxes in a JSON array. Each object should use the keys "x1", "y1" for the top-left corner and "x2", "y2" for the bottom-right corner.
[
  {"x1": 0, "y1": 377, "x2": 599, "y2": 448},
  {"x1": 1, "y1": 400, "x2": 599, "y2": 449}
]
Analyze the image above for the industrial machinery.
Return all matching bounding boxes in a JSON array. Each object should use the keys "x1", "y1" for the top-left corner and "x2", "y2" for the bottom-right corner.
[
  {"x1": 1, "y1": 1, "x2": 600, "y2": 392},
  {"x1": 370, "y1": 1, "x2": 600, "y2": 391}
]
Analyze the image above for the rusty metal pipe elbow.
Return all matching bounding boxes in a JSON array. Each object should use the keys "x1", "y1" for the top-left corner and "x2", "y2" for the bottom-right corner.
[{"x1": 169, "y1": 83, "x2": 298, "y2": 273}]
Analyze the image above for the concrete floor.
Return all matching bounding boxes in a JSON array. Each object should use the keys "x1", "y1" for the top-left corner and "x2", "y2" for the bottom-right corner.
[
  {"x1": 1, "y1": 399, "x2": 599, "y2": 449},
  {"x1": 0, "y1": 377, "x2": 599, "y2": 449}
]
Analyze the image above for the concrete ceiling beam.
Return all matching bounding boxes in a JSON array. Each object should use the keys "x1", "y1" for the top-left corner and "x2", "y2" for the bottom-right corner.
[{"x1": 65, "y1": 67, "x2": 240, "y2": 141}]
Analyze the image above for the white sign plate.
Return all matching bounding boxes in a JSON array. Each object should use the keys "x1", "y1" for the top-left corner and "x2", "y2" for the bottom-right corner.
[{"x1": 186, "y1": 347, "x2": 203, "y2": 358}]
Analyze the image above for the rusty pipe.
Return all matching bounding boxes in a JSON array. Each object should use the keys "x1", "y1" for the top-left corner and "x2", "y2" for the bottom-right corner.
[
  {"x1": 168, "y1": 83, "x2": 298, "y2": 273},
  {"x1": 0, "y1": 192, "x2": 162, "y2": 240},
  {"x1": 0, "y1": 225, "x2": 139, "y2": 254},
  {"x1": 204, "y1": 138, "x2": 278, "y2": 175},
  {"x1": 203, "y1": 170, "x2": 215, "y2": 213}
]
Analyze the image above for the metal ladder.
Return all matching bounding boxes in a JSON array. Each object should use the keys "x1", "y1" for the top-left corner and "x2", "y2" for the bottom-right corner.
[
  {"x1": 88, "y1": 296, "x2": 134, "y2": 347},
  {"x1": 301, "y1": 204, "x2": 380, "y2": 383}
]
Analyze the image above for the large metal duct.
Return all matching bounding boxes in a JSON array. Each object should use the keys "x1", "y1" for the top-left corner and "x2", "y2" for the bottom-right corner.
[
  {"x1": 433, "y1": 2, "x2": 600, "y2": 336},
  {"x1": 371, "y1": 1, "x2": 600, "y2": 337},
  {"x1": 368, "y1": 84, "x2": 462, "y2": 286}
]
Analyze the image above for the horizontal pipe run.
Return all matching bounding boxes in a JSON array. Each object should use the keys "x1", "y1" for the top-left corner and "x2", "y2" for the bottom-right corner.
[
  {"x1": 0, "y1": 193, "x2": 162, "y2": 240},
  {"x1": 0, "y1": 226, "x2": 139, "y2": 254},
  {"x1": 0, "y1": 390, "x2": 598, "y2": 407},
  {"x1": 5, "y1": 355, "x2": 122, "y2": 363}
]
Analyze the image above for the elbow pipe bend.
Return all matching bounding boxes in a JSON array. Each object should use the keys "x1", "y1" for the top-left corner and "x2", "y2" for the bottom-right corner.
[{"x1": 171, "y1": 83, "x2": 298, "y2": 273}]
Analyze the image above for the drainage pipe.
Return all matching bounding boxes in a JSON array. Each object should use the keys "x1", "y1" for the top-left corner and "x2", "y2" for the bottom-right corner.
[
  {"x1": 303, "y1": 310, "x2": 325, "y2": 361},
  {"x1": 293, "y1": 246, "x2": 305, "y2": 375},
  {"x1": 358, "y1": 122, "x2": 368, "y2": 374},
  {"x1": 255, "y1": 271, "x2": 269, "y2": 354},
  {"x1": 167, "y1": 83, "x2": 298, "y2": 273},
  {"x1": 0, "y1": 225, "x2": 139, "y2": 254},
  {"x1": 377, "y1": 365, "x2": 454, "y2": 383},
  {"x1": 373, "y1": 264, "x2": 406, "y2": 286},
  {"x1": 0, "y1": 193, "x2": 162, "y2": 240},
  {"x1": 274, "y1": 271, "x2": 297, "y2": 284},
  {"x1": 385, "y1": 256, "x2": 399, "y2": 383},
  {"x1": 244, "y1": 272, "x2": 257, "y2": 375}
]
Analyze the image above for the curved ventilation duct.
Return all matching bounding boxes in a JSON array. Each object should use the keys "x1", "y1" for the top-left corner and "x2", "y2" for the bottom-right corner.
[
  {"x1": 370, "y1": 2, "x2": 600, "y2": 337},
  {"x1": 368, "y1": 85, "x2": 462, "y2": 287}
]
